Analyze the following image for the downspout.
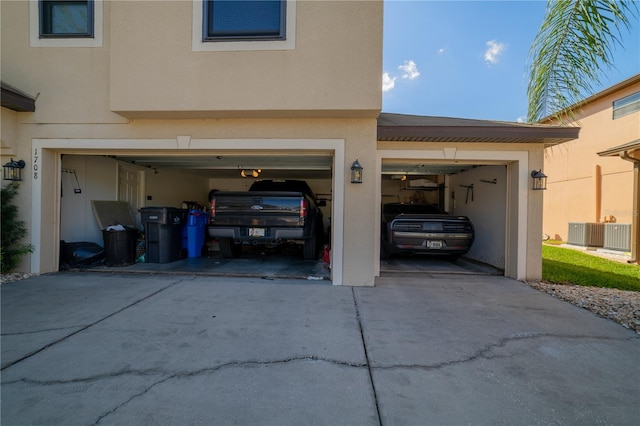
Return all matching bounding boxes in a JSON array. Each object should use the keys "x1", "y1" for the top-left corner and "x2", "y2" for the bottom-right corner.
[
  {"x1": 595, "y1": 164, "x2": 601, "y2": 222},
  {"x1": 619, "y1": 151, "x2": 639, "y2": 264}
]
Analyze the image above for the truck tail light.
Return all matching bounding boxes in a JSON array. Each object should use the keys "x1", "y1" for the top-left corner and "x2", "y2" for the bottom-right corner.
[
  {"x1": 210, "y1": 199, "x2": 216, "y2": 219},
  {"x1": 300, "y1": 199, "x2": 307, "y2": 225}
]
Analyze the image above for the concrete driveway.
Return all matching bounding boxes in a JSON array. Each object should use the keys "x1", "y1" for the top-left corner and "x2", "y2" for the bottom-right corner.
[{"x1": 1, "y1": 272, "x2": 638, "y2": 425}]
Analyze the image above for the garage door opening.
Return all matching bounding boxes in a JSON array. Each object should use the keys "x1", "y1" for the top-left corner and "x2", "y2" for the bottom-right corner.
[
  {"x1": 57, "y1": 150, "x2": 336, "y2": 281},
  {"x1": 379, "y1": 160, "x2": 508, "y2": 276}
]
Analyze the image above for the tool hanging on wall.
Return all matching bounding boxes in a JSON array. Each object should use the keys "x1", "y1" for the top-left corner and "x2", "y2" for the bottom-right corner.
[
  {"x1": 62, "y1": 168, "x2": 82, "y2": 194},
  {"x1": 479, "y1": 178, "x2": 497, "y2": 184},
  {"x1": 459, "y1": 184, "x2": 474, "y2": 204}
]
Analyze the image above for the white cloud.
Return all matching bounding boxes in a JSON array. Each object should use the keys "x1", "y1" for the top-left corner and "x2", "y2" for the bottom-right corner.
[
  {"x1": 516, "y1": 116, "x2": 527, "y2": 123},
  {"x1": 399, "y1": 60, "x2": 420, "y2": 79},
  {"x1": 484, "y1": 40, "x2": 506, "y2": 64},
  {"x1": 382, "y1": 72, "x2": 397, "y2": 92},
  {"x1": 437, "y1": 48, "x2": 445, "y2": 55}
]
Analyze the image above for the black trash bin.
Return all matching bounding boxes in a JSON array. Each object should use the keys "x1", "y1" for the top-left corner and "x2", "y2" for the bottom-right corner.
[
  {"x1": 102, "y1": 227, "x2": 137, "y2": 266},
  {"x1": 140, "y1": 207, "x2": 187, "y2": 263}
]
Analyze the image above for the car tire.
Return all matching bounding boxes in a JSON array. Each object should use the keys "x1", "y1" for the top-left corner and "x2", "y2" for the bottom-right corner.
[
  {"x1": 380, "y1": 243, "x2": 390, "y2": 259},
  {"x1": 220, "y1": 238, "x2": 242, "y2": 258},
  {"x1": 303, "y1": 234, "x2": 317, "y2": 260}
]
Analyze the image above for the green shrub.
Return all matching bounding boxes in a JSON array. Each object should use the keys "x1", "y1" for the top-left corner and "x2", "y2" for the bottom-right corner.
[{"x1": 1, "y1": 182, "x2": 34, "y2": 273}]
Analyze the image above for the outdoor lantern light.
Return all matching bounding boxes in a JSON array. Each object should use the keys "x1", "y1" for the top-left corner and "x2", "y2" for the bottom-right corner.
[
  {"x1": 531, "y1": 169, "x2": 547, "y2": 190},
  {"x1": 3, "y1": 158, "x2": 25, "y2": 181},
  {"x1": 350, "y1": 159, "x2": 363, "y2": 184}
]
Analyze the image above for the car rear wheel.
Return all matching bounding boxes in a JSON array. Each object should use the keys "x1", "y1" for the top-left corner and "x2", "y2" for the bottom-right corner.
[
  {"x1": 303, "y1": 234, "x2": 317, "y2": 260},
  {"x1": 219, "y1": 238, "x2": 242, "y2": 258}
]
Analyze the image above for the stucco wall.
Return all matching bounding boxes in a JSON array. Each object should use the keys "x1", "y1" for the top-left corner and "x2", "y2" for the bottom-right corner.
[
  {"x1": 109, "y1": 0, "x2": 383, "y2": 117},
  {"x1": 543, "y1": 80, "x2": 639, "y2": 241}
]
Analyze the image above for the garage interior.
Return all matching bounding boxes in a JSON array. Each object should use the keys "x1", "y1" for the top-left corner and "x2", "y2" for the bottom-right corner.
[{"x1": 59, "y1": 151, "x2": 504, "y2": 280}]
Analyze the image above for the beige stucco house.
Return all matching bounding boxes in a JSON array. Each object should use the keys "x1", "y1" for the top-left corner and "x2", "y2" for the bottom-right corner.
[
  {"x1": 1, "y1": 0, "x2": 578, "y2": 285},
  {"x1": 541, "y1": 74, "x2": 639, "y2": 262}
]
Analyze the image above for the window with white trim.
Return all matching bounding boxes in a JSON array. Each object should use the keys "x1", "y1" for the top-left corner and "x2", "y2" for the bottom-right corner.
[
  {"x1": 39, "y1": 0, "x2": 94, "y2": 38},
  {"x1": 613, "y1": 91, "x2": 640, "y2": 119},
  {"x1": 202, "y1": 0, "x2": 286, "y2": 41}
]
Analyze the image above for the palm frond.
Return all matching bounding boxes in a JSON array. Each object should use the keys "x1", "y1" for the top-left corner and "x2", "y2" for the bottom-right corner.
[{"x1": 527, "y1": 0, "x2": 638, "y2": 123}]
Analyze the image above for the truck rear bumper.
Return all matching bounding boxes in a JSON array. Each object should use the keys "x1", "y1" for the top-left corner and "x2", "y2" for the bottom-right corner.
[{"x1": 208, "y1": 226, "x2": 308, "y2": 243}]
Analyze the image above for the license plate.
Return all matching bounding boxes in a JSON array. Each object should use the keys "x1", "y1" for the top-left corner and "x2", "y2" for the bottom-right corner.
[
  {"x1": 427, "y1": 240, "x2": 442, "y2": 249},
  {"x1": 249, "y1": 228, "x2": 265, "y2": 237}
]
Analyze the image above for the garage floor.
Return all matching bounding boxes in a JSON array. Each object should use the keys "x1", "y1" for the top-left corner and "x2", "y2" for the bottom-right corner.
[{"x1": 86, "y1": 245, "x2": 502, "y2": 281}]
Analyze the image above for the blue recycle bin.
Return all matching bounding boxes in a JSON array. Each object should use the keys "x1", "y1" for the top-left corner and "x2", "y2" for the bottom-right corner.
[{"x1": 184, "y1": 210, "x2": 209, "y2": 258}]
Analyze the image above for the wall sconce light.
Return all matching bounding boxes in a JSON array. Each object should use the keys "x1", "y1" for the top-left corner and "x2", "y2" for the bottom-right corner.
[
  {"x1": 350, "y1": 159, "x2": 363, "y2": 184},
  {"x1": 531, "y1": 169, "x2": 547, "y2": 190},
  {"x1": 240, "y1": 169, "x2": 260, "y2": 178},
  {"x1": 3, "y1": 158, "x2": 25, "y2": 181}
]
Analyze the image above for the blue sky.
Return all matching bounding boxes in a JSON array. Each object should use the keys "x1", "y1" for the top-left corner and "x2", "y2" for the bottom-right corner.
[{"x1": 382, "y1": 0, "x2": 640, "y2": 122}]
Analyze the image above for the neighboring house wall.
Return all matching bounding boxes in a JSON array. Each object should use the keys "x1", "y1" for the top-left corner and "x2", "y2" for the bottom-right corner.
[{"x1": 542, "y1": 76, "x2": 639, "y2": 241}]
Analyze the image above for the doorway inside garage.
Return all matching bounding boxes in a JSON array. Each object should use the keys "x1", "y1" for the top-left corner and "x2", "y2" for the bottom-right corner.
[
  {"x1": 36, "y1": 140, "x2": 342, "y2": 283},
  {"x1": 378, "y1": 158, "x2": 511, "y2": 277}
]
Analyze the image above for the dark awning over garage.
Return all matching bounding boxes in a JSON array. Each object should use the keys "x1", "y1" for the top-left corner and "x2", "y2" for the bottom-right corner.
[
  {"x1": 1, "y1": 82, "x2": 36, "y2": 112},
  {"x1": 377, "y1": 113, "x2": 579, "y2": 146}
]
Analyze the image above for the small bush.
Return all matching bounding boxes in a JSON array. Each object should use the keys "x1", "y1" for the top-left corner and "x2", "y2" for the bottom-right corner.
[{"x1": 1, "y1": 182, "x2": 34, "y2": 273}]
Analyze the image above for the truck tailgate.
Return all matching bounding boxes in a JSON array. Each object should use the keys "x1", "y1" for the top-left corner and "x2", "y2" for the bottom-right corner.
[{"x1": 211, "y1": 192, "x2": 304, "y2": 227}]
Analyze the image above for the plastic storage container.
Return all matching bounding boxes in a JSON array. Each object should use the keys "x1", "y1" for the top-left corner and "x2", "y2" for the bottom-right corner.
[
  {"x1": 185, "y1": 210, "x2": 209, "y2": 258},
  {"x1": 140, "y1": 207, "x2": 186, "y2": 263},
  {"x1": 102, "y1": 227, "x2": 137, "y2": 266}
]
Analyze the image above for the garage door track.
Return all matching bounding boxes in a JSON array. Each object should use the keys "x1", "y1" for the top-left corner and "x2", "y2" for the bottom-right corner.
[{"x1": 2, "y1": 273, "x2": 639, "y2": 425}]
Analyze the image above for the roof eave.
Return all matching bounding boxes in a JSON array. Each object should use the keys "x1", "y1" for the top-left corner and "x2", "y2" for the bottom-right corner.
[{"x1": 1, "y1": 82, "x2": 36, "y2": 112}]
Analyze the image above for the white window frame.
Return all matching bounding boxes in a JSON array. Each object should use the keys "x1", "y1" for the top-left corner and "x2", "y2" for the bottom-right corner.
[
  {"x1": 613, "y1": 91, "x2": 640, "y2": 120},
  {"x1": 192, "y1": 0, "x2": 296, "y2": 52},
  {"x1": 30, "y1": 0, "x2": 103, "y2": 47}
]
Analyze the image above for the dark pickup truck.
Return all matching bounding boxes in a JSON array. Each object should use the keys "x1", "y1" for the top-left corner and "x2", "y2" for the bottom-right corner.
[
  {"x1": 381, "y1": 203, "x2": 474, "y2": 259},
  {"x1": 208, "y1": 180, "x2": 326, "y2": 260}
]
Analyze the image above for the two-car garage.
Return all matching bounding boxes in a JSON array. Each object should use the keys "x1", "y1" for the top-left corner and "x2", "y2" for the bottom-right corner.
[{"x1": 29, "y1": 114, "x2": 579, "y2": 285}]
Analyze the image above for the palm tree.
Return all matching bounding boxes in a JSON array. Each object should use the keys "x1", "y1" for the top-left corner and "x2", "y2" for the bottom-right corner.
[{"x1": 527, "y1": 0, "x2": 638, "y2": 123}]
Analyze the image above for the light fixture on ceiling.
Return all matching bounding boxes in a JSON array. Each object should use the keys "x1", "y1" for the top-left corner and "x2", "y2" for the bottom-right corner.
[{"x1": 240, "y1": 169, "x2": 260, "y2": 178}]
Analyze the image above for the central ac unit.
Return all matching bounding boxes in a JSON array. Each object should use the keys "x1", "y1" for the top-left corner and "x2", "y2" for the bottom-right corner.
[
  {"x1": 567, "y1": 222, "x2": 604, "y2": 247},
  {"x1": 604, "y1": 223, "x2": 631, "y2": 251}
]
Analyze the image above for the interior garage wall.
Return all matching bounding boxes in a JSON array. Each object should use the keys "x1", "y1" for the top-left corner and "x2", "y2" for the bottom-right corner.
[
  {"x1": 448, "y1": 165, "x2": 507, "y2": 269},
  {"x1": 60, "y1": 155, "x2": 117, "y2": 245},
  {"x1": 60, "y1": 155, "x2": 210, "y2": 247},
  {"x1": 145, "y1": 169, "x2": 209, "y2": 209}
]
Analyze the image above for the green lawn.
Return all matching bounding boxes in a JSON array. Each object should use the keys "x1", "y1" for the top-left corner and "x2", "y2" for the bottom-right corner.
[{"x1": 542, "y1": 244, "x2": 640, "y2": 291}]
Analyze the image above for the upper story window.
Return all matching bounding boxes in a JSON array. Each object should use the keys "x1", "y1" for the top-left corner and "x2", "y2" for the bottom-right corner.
[
  {"x1": 613, "y1": 91, "x2": 640, "y2": 120},
  {"x1": 39, "y1": 0, "x2": 94, "y2": 38},
  {"x1": 202, "y1": 0, "x2": 286, "y2": 41}
]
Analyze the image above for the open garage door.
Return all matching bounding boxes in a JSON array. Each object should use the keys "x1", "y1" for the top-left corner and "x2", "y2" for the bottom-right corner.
[
  {"x1": 380, "y1": 161, "x2": 507, "y2": 276},
  {"x1": 377, "y1": 151, "x2": 528, "y2": 280},
  {"x1": 34, "y1": 140, "x2": 342, "y2": 282}
]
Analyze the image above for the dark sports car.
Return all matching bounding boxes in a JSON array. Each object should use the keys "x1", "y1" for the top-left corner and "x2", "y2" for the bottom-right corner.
[{"x1": 381, "y1": 203, "x2": 474, "y2": 259}]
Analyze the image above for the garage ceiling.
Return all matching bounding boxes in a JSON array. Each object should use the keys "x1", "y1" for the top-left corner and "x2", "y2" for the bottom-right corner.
[{"x1": 112, "y1": 153, "x2": 478, "y2": 179}]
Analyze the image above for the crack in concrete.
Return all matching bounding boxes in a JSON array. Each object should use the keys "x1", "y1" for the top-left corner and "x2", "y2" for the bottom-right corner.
[
  {"x1": 90, "y1": 356, "x2": 368, "y2": 425},
  {"x1": 2, "y1": 355, "x2": 368, "y2": 387},
  {"x1": 371, "y1": 332, "x2": 634, "y2": 371},
  {"x1": 1, "y1": 325, "x2": 87, "y2": 337},
  {"x1": 1, "y1": 278, "x2": 186, "y2": 372},
  {"x1": 351, "y1": 287, "x2": 383, "y2": 426}
]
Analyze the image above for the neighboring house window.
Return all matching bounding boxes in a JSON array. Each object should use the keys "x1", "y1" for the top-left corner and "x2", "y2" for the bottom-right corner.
[
  {"x1": 613, "y1": 91, "x2": 640, "y2": 119},
  {"x1": 202, "y1": 0, "x2": 286, "y2": 41},
  {"x1": 39, "y1": 0, "x2": 94, "y2": 38}
]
